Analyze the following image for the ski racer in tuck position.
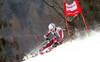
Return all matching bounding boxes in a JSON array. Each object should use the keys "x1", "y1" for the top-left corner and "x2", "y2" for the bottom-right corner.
[{"x1": 39, "y1": 23, "x2": 64, "y2": 53}]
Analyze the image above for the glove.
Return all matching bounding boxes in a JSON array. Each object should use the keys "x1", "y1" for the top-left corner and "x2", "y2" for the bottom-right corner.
[
  {"x1": 44, "y1": 35, "x2": 47, "y2": 39},
  {"x1": 44, "y1": 35, "x2": 50, "y2": 40},
  {"x1": 52, "y1": 42, "x2": 58, "y2": 48},
  {"x1": 45, "y1": 37, "x2": 50, "y2": 40}
]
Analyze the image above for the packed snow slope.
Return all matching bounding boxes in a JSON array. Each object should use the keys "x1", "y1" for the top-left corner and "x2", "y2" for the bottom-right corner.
[{"x1": 23, "y1": 31, "x2": 100, "y2": 62}]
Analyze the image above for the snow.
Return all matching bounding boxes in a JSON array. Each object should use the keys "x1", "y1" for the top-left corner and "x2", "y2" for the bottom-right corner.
[{"x1": 23, "y1": 30, "x2": 100, "y2": 62}]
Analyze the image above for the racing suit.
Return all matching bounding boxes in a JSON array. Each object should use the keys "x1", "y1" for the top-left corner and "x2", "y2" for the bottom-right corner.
[{"x1": 40, "y1": 27, "x2": 64, "y2": 51}]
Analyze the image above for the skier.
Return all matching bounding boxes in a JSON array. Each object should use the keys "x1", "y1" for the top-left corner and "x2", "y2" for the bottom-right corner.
[{"x1": 39, "y1": 23, "x2": 64, "y2": 53}]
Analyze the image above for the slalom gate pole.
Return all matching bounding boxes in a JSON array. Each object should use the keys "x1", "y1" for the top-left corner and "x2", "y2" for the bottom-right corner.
[
  {"x1": 64, "y1": 0, "x2": 72, "y2": 42},
  {"x1": 81, "y1": 12, "x2": 90, "y2": 37},
  {"x1": 65, "y1": 16, "x2": 72, "y2": 42},
  {"x1": 12, "y1": 39, "x2": 24, "y2": 57},
  {"x1": 64, "y1": 0, "x2": 65, "y2": 3},
  {"x1": 11, "y1": 37, "x2": 16, "y2": 62}
]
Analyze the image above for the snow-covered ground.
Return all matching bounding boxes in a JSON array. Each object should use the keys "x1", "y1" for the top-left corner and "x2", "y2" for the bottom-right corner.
[{"x1": 23, "y1": 30, "x2": 100, "y2": 62}]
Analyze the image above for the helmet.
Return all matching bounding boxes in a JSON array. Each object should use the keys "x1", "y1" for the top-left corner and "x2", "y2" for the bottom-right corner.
[{"x1": 48, "y1": 23, "x2": 56, "y2": 31}]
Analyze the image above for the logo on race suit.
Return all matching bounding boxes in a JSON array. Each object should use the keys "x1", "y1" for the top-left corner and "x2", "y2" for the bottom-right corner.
[{"x1": 66, "y1": 1, "x2": 77, "y2": 11}]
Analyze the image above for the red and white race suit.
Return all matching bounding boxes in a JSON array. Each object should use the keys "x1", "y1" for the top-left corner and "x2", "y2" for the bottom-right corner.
[{"x1": 40, "y1": 27, "x2": 64, "y2": 51}]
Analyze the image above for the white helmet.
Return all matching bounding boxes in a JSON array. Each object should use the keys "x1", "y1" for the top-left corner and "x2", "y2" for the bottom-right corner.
[{"x1": 48, "y1": 23, "x2": 56, "y2": 31}]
